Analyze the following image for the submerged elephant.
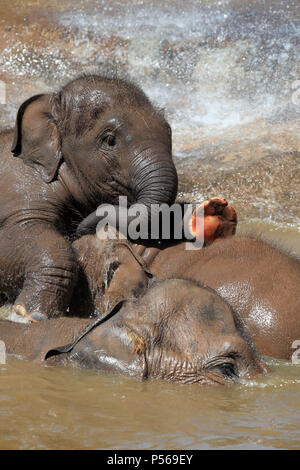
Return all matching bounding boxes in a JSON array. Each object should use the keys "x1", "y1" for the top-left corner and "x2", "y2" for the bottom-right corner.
[
  {"x1": 67, "y1": 199, "x2": 300, "y2": 361},
  {"x1": 0, "y1": 75, "x2": 177, "y2": 321},
  {"x1": 0, "y1": 279, "x2": 267, "y2": 385}
]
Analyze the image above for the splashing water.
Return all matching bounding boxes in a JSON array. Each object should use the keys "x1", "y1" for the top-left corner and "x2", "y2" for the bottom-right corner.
[
  {"x1": 1, "y1": 0, "x2": 299, "y2": 227},
  {"x1": 1, "y1": 1, "x2": 300, "y2": 143}
]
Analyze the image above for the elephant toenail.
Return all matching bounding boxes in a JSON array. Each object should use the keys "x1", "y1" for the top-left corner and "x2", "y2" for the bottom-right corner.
[{"x1": 30, "y1": 312, "x2": 47, "y2": 322}]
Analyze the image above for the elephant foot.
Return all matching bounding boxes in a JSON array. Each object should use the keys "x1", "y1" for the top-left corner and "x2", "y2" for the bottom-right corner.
[
  {"x1": 13, "y1": 304, "x2": 46, "y2": 323},
  {"x1": 190, "y1": 197, "x2": 237, "y2": 244}
]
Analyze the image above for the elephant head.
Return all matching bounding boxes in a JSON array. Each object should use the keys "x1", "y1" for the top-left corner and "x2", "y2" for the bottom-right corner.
[
  {"x1": 47, "y1": 279, "x2": 267, "y2": 385},
  {"x1": 11, "y1": 75, "x2": 178, "y2": 227}
]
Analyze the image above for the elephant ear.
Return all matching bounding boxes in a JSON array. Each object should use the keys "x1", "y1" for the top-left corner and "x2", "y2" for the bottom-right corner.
[{"x1": 11, "y1": 94, "x2": 62, "y2": 183}]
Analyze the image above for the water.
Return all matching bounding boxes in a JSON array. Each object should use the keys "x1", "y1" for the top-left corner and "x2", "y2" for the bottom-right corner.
[
  {"x1": 0, "y1": 355, "x2": 299, "y2": 450},
  {"x1": 0, "y1": 0, "x2": 299, "y2": 450},
  {"x1": 1, "y1": 0, "x2": 300, "y2": 140}
]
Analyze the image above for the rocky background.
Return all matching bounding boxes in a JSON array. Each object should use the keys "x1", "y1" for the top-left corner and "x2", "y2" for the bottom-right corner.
[{"x1": 0, "y1": 0, "x2": 299, "y2": 226}]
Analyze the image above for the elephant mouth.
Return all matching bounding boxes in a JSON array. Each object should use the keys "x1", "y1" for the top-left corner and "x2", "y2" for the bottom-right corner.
[{"x1": 109, "y1": 175, "x2": 136, "y2": 204}]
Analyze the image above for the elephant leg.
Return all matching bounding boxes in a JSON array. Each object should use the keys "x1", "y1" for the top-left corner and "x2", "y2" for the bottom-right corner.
[
  {"x1": 190, "y1": 197, "x2": 237, "y2": 244},
  {"x1": 0, "y1": 224, "x2": 77, "y2": 321}
]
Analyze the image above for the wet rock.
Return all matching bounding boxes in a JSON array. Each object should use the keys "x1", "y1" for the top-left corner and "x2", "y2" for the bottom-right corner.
[{"x1": 175, "y1": 141, "x2": 300, "y2": 227}]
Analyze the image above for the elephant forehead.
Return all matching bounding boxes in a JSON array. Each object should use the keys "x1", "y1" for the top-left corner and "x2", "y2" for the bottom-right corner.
[
  {"x1": 151, "y1": 280, "x2": 233, "y2": 320},
  {"x1": 61, "y1": 76, "x2": 151, "y2": 112},
  {"x1": 70, "y1": 89, "x2": 109, "y2": 110},
  {"x1": 191, "y1": 291, "x2": 234, "y2": 327},
  {"x1": 126, "y1": 280, "x2": 238, "y2": 343}
]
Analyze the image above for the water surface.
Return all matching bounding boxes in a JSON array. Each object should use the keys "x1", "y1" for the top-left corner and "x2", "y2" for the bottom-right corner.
[{"x1": 0, "y1": 354, "x2": 300, "y2": 450}]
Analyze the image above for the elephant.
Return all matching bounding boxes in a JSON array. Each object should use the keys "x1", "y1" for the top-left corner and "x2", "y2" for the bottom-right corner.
[
  {"x1": 0, "y1": 278, "x2": 268, "y2": 385},
  {"x1": 0, "y1": 74, "x2": 178, "y2": 322},
  {"x1": 150, "y1": 236, "x2": 300, "y2": 360},
  {"x1": 64, "y1": 197, "x2": 300, "y2": 361}
]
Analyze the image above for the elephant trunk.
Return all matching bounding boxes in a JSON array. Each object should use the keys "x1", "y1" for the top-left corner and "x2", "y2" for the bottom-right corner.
[
  {"x1": 76, "y1": 149, "x2": 178, "y2": 239},
  {"x1": 130, "y1": 151, "x2": 178, "y2": 238},
  {"x1": 132, "y1": 152, "x2": 178, "y2": 207}
]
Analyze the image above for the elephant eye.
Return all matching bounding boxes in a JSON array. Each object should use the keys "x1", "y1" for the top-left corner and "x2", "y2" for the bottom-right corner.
[
  {"x1": 207, "y1": 359, "x2": 239, "y2": 381},
  {"x1": 215, "y1": 362, "x2": 238, "y2": 378},
  {"x1": 101, "y1": 130, "x2": 116, "y2": 147}
]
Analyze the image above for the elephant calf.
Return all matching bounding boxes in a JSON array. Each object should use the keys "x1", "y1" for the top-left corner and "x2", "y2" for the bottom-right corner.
[
  {"x1": 1, "y1": 198, "x2": 298, "y2": 383},
  {"x1": 0, "y1": 279, "x2": 267, "y2": 385},
  {"x1": 68, "y1": 217, "x2": 300, "y2": 361},
  {"x1": 0, "y1": 74, "x2": 177, "y2": 322}
]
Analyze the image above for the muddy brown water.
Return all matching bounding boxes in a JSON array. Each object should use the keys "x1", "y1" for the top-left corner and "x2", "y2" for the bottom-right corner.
[
  {"x1": 0, "y1": 0, "x2": 299, "y2": 449},
  {"x1": 0, "y1": 222, "x2": 299, "y2": 451},
  {"x1": 1, "y1": 344, "x2": 300, "y2": 450}
]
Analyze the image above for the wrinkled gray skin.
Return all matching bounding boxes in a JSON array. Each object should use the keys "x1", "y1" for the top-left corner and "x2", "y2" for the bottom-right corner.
[
  {"x1": 0, "y1": 75, "x2": 177, "y2": 319},
  {"x1": 0, "y1": 279, "x2": 267, "y2": 385},
  {"x1": 68, "y1": 233, "x2": 300, "y2": 361}
]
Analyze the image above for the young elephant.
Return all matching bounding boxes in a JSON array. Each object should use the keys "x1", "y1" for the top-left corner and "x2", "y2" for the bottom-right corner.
[
  {"x1": 69, "y1": 202, "x2": 300, "y2": 361},
  {"x1": 150, "y1": 237, "x2": 300, "y2": 360},
  {"x1": 0, "y1": 279, "x2": 267, "y2": 385},
  {"x1": 0, "y1": 75, "x2": 177, "y2": 321}
]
